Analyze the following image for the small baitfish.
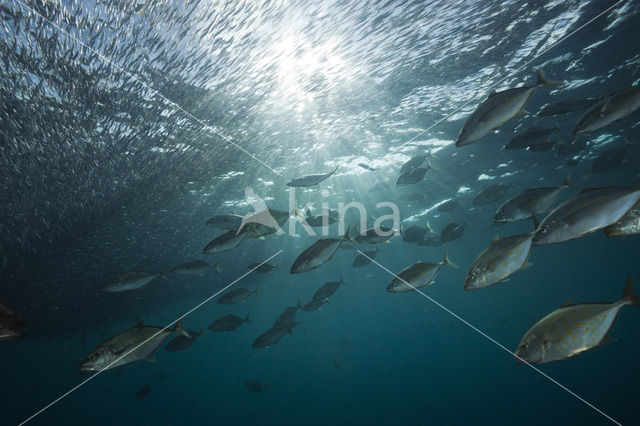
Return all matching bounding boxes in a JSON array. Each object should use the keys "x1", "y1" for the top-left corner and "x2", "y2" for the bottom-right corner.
[
  {"x1": 286, "y1": 165, "x2": 339, "y2": 187},
  {"x1": 103, "y1": 271, "x2": 168, "y2": 292}
]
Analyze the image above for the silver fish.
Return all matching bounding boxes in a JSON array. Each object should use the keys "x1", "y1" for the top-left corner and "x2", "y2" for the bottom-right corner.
[
  {"x1": 505, "y1": 125, "x2": 559, "y2": 150},
  {"x1": 203, "y1": 229, "x2": 247, "y2": 254},
  {"x1": 218, "y1": 288, "x2": 258, "y2": 305},
  {"x1": 209, "y1": 314, "x2": 250, "y2": 332},
  {"x1": 494, "y1": 174, "x2": 575, "y2": 223},
  {"x1": 171, "y1": 259, "x2": 221, "y2": 275},
  {"x1": 456, "y1": 69, "x2": 562, "y2": 146},
  {"x1": 573, "y1": 85, "x2": 640, "y2": 134},
  {"x1": 313, "y1": 277, "x2": 346, "y2": 300},
  {"x1": 533, "y1": 186, "x2": 640, "y2": 246},
  {"x1": 80, "y1": 320, "x2": 191, "y2": 371},
  {"x1": 604, "y1": 200, "x2": 640, "y2": 237},
  {"x1": 537, "y1": 98, "x2": 598, "y2": 117},
  {"x1": 515, "y1": 276, "x2": 639, "y2": 364},
  {"x1": 352, "y1": 226, "x2": 397, "y2": 244},
  {"x1": 473, "y1": 183, "x2": 512, "y2": 206},
  {"x1": 396, "y1": 166, "x2": 429, "y2": 186},
  {"x1": 286, "y1": 165, "x2": 339, "y2": 187},
  {"x1": 290, "y1": 231, "x2": 348, "y2": 274},
  {"x1": 387, "y1": 249, "x2": 457, "y2": 292},
  {"x1": 400, "y1": 155, "x2": 427, "y2": 174},
  {"x1": 103, "y1": 271, "x2": 168, "y2": 292},
  {"x1": 464, "y1": 233, "x2": 533, "y2": 291}
]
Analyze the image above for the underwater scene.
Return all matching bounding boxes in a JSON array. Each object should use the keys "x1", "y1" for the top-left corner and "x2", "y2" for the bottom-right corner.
[{"x1": 1, "y1": 0, "x2": 640, "y2": 425}]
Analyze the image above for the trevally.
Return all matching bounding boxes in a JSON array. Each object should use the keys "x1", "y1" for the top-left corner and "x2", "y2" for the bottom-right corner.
[
  {"x1": 209, "y1": 314, "x2": 250, "y2": 332},
  {"x1": 205, "y1": 214, "x2": 243, "y2": 229},
  {"x1": 505, "y1": 125, "x2": 559, "y2": 150},
  {"x1": 286, "y1": 165, "x2": 339, "y2": 187},
  {"x1": 537, "y1": 97, "x2": 599, "y2": 117},
  {"x1": 171, "y1": 259, "x2": 221, "y2": 275},
  {"x1": 515, "y1": 276, "x2": 640, "y2": 364},
  {"x1": 203, "y1": 229, "x2": 247, "y2": 254},
  {"x1": 604, "y1": 200, "x2": 640, "y2": 238},
  {"x1": 573, "y1": 85, "x2": 640, "y2": 134},
  {"x1": 494, "y1": 174, "x2": 576, "y2": 223},
  {"x1": 313, "y1": 277, "x2": 346, "y2": 300},
  {"x1": 218, "y1": 288, "x2": 258, "y2": 305},
  {"x1": 473, "y1": 183, "x2": 512, "y2": 206},
  {"x1": 80, "y1": 320, "x2": 191, "y2": 371},
  {"x1": 103, "y1": 271, "x2": 168, "y2": 292},
  {"x1": 456, "y1": 68, "x2": 562, "y2": 146},
  {"x1": 387, "y1": 249, "x2": 457, "y2": 293},
  {"x1": 464, "y1": 233, "x2": 534, "y2": 291},
  {"x1": 533, "y1": 186, "x2": 640, "y2": 246}
]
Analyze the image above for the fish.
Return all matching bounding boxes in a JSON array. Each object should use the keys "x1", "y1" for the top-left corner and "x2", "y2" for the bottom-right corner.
[
  {"x1": 164, "y1": 328, "x2": 203, "y2": 352},
  {"x1": 515, "y1": 276, "x2": 640, "y2": 364},
  {"x1": 273, "y1": 302, "x2": 302, "y2": 330},
  {"x1": 556, "y1": 138, "x2": 588, "y2": 156},
  {"x1": 0, "y1": 301, "x2": 25, "y2": 341},
  {"x1": 573, "y1": 85, "x2": 640, "y2": 134},
  {"x1": 533, "y1": 186, "x2": 640, "y2": 246},
  {"x1": 302, "y1": 299, "x2": 327, "y2": 311},
  {"x1": 440, "y1": 222, "x2": 466, "y2": 243},
  {"x1": 352, "y1": 226, "x2": 397, "y2": 244},
  {"x1": 401, "y1": 224, "x2": 427, "y2": 243},
  {"x1": 437, "y1": 199, "x2": 458, "y2": 211},
  {"x1": 604, "y1": 200, "x2": 640, "y2": 237},
  {"x1": 417, "y1": 234, "x2": 442, "y2": 246},
  {"x1": 352, "y1": 248, "x2": 379, "y2": 268},
  {"x1": 473, "y1": 184, "x2": 511, "y2": 206},
  {"x1": 400, "y1": 155, "x2": 427, "y2": 174},
  {"x1": 80, "y1": 320, "x2": 191, "y2": 371},
  {"x1": 303, "y1": 210, "x2": 341, "y2": 227},
  {"x1": 218, "y1": 288, "x2": 259, "y2": 305},
  {"x1": 135, "y1": 385, "x2": 151, "y2": 399},
  {"x1": 505, "y1": 125, "x2": 559, "y2": 150},
  {"x1": 243, "y1": 209, "x2": 291, "y2": 238},
  {"x1": 252, "y1": 322, "x2": 300, "y2": 348},
  {"x1": 244, "y1": 380, "x2": 272, "y2": 393},
  {"x1": 387, "y1": 249, "x2": 457, "y2": 292},
  {"x1": 290, "y1": 229, "x2": 349, "y2": 274},
  {"x1": 397, "y1": 160, "x2": 431, "y2": 186},
  {"x1": 103, "y1": 271, "x2": 168, "y2": 292},
  {"x1": 537, "y1": 98, "x2": 599, "y2": 117},
  {"x1": 247, "y1": 262, "x2": 278, "y2": 273},
  {"x1": 494, "y1": 174, "x2": 575, "y2": 223},
  {"x1": 286, "y1": 165, "x2": 339, "y2": 187},
  {"x1": 313, "y1": 277, "x2": 346, "y2": 300},
  {"x1": 205, "y1": 214, "x2": 243, "y2": 229},
  {"x1": 209, "y1": 314, "x2": 250, "y2": 332},
  {"x1": 526, "y1": 140, "x2": 557, "y2": 152},
  {"x1": 203, "y1": 229, "x2": 248, "y2": 254},
  {"x1": 358, "y1": 163, "x2": 377, "y2": 171},
  {"x1": 592, "y1": 140, "x2": 632, "y2": 174},
  {"x1": 464, "y1": 233, "x2": 534, "y2": 291},
  {"x1": 456, "y1": 68, "x2": 562, "y2": 146},
  {"x1": 171, "y1": 259, "x2": 221, "y2": 275}
]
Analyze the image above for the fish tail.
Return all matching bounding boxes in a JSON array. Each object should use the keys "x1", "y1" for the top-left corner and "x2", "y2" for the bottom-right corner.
[
  {"x1": 160, "y1": 270, "x2": 168, "y2": 280},
  {"x1": 536, "y1": 68, "x2": 563, "y2": 87},
  {"x1": 427, "y1": 156, "x2": 437, "y2": 171},
  {"x1": 340, "y1": 276, "x2": 346, "y2": 285},
  {"x1": 214, "y1": 263, "x2": 222, "y2": 273},
  {"x1": 173, "y1": 319, "x2": 191, "y2": 338},
  {"x1": 425, "y1": 219, "x2": 434, "y2": 234},
  {"x1": 443, "y1": 248, "x2": 458, "y2": 269},
  {"x1": 245, "y1": 314, "x2": 251, "y2": 324},
  {"x1": 622, "y1": 275, "x2": 640, "y2": 306}
]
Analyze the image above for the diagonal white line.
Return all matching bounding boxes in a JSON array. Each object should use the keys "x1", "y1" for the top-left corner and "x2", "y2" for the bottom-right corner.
[
  {"x1": 18, "y1": 250, "x2": 283, "y2": 426},
  {"x1": 357, "y1": 249, "x2": 622, "y2": 426},
  {"x1": 389, "y1": 0, "x2": 625, "y2": 156},
  {"x1": 8, "y1": 0, "x2": 282, "y2": 176}
]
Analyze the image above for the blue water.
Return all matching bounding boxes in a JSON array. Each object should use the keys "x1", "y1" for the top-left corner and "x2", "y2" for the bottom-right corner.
[{"x1": 2, "y1": 0, "x2": 640, "y2": 425}]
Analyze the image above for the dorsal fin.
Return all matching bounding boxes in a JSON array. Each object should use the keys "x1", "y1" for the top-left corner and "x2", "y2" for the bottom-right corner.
[
  {"x1": 559, "y1": 299, "x2": 573, "y2": 308},
  {"x1": 492, "y1": 234, "x2": 500, "y2": 243},
  {"x1": 134, "y1": 320, "x2": 144, "y2": 327}
]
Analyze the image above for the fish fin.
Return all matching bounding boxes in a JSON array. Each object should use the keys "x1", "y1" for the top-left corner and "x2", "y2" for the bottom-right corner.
[
  {"x1": 342, "y1": 224, "x2": 352, "y2": 241},
  {"x1": 160, "y1": 270, "x2": 168, "y2": 280},
  {"x1": 254, "y1": 288, "x2": 260, "y2": 296},
  {"x1": 532, "y1": 214, "x2": 540, "y2": 231},
  {"x1": 340, "y1": 276, "x2": 346, "y2": 285},
  {"x1": 443, "y1": 248, "x2": 458, "y2": 269},
  {"x1": 173, "y1": 319, "x2": 191, "y2": 338},
  {"x1": 516, "y1": 109, "x2": 529, "y2": 116},
  {"x1": 560, "y1": 299, "x2": 573, "y2": 308},
  {"x1": 600, "y1": 98, "x2": 611, "y2": 114},
  {"x1": 215, "y1": 263, "x2": 222, "y2": 273},
  {"x1": 425, "y1": 219, "x2": 434, "y2": 234},
  {"x1": 537, "y1": 68, "x2": 563, "y2": 87},
  {"x1": 297, "y1": 298, "x2": 302, "y2": 309},
  {"x1": 399, "y1": 224, "x2": 405, "y2": 235},
  {"x1": 492, "y1": 234, "x2": 500, "y2": 243},
  {"x1": 487, "y1": 89, "x2": 497, "y2": 98},
  {"x1": 563, "y1": 172, "x2": 580, "y2": 190},
  {"x1": 427, "y1": 157, "x2": 437, "y2": 171},
  {"x1": 622, "y1": 275, "x2": 640, "y2": 306},
  {"x1": 245, "y1": 314, "x2": 251, "y2": 324},
  {"x1": 521, "y1": 262, "x2": 534, "y2": 270},
  {"x1": 599, "y1": 335, "x2": 617, "y2": 347},
  {"x1": 134, "y1": 320, "x2": 144, "y2": 328},
  {"x1": 199, "y1": 328, "x2": 204, "y2": 337}
]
